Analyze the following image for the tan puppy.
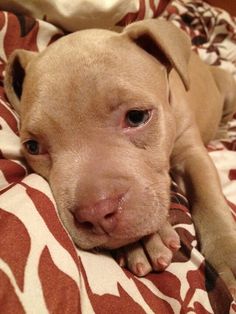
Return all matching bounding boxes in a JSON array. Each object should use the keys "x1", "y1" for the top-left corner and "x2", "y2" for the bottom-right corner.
[{"x1": 4, "y1": 19, "x2": 236, "y2": 297}]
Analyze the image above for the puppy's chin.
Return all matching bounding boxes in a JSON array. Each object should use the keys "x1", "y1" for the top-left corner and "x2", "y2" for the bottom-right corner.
[
  {"x1": 74, "y1": 233, "x2": 146, "y2": 251},
  {"x1": 99, "y1": 236, "x2": 143, "y2": 250}
]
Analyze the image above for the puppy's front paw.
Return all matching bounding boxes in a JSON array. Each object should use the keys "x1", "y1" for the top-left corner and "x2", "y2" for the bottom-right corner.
[
  {"x1": 203, "y1": 232, "x2": 236, "y2": 299},
  {"x1": 115, "y1": 221, "x2": 180, "y2": 277}
]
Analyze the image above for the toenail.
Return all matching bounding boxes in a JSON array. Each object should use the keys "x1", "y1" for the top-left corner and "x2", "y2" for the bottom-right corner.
[
  {"x1": 169, "y1": 241, "x2": 181, "y2": 250},
  {"x1": 157, "y1": 257, "x2": 169, "y2": 268},
  {"x1": 136, "y1": 263, "x2": 146, "y2": 276},
  {"x1": 118, "y1": 256, "x2": 126, "y2": 267}
]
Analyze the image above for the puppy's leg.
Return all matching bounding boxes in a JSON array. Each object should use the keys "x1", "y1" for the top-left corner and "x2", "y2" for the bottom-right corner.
[
  {"x1": 210, "y1": 67, "x2": 236, "y2": 139},
  {"x1": 171, "y1": 128, "x2": 236, "y2": 298}
]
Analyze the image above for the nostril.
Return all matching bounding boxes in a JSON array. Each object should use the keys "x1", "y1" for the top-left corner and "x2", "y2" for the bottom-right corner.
[
  {"x1": 82, "y1": 221, "x2": 94, "y2": 230},
  {"x1": 105, "y1": 212, "x2": 115, "y2": 220},
  {"x1": 74, "y1": 216, "x2": 94, "y2": 230},
  {"x1": 77, "y1": 220, "x2": 105, "y2": 235}
]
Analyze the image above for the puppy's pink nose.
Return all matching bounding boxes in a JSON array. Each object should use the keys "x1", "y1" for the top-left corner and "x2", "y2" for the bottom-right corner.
[{"x1": 74, "y1": 195, "x2": 123, "y2": 235}]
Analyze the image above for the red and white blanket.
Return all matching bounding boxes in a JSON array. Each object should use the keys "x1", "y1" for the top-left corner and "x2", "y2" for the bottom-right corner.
[{"x1": 0, "y1": 0, "x2": 236, "y2": 313}]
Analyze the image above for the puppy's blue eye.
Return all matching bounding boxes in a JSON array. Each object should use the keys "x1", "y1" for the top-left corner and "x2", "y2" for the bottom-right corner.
[
  {"x1": 24, "y1": 140, "x2": 40, "y2": 155},
  {"x1": 125, "y1": 109, "x2": 150, "y2": 127}
]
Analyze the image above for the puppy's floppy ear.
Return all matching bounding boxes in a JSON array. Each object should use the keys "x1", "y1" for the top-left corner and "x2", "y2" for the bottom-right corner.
[
  {"x1": 4, "y1": 49, "x2": 37, "y2": 113},
  {"x1": 122, "y1": 18, "x2": 191, "y2": 90}
]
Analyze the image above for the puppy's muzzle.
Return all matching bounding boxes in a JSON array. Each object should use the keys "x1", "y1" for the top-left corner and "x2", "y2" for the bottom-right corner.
[{"x1": 73, "y1": 193, "x2": 125, "y2": 235}]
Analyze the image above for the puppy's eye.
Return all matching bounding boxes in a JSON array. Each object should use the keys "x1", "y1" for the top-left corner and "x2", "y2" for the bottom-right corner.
[
  {"x1": 24, "y1": 140, "x2": 40, "y2": 155},
  {"x1": 125, "y1": 109, "x2": 151, "y2": 128}
]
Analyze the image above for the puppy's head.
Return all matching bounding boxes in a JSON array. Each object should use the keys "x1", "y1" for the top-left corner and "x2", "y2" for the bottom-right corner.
[{"x1": 4, "y1": 19, "x2": 190, "y2": 249}]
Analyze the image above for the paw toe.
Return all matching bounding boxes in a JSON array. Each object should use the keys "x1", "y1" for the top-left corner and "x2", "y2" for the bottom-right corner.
[
  {"x1": 159, "y1": 221, "x2": 180, "y2": 252},
  {"x1": 142, "y1": 233, "x2": 173, "y2": 271},
  {"x1": 124, "y1": 242, "x2": 152, "y2": 276}
]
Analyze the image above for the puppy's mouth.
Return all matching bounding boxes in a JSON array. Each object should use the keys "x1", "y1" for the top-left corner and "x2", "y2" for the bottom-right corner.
[
  {"x1": 68, "y1": 205, "x2": 160, "y2": 251},
  {"x1": 71, "y1": 212, "x2": 131, "y2": 250},
  {"x1": 72, "y1": 212, "x2": 143, "y2": 250}
]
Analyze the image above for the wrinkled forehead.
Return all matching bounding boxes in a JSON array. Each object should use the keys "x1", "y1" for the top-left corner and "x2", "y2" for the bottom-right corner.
[{"x1": 21, "y1": 30, "x2": 168, "y2": 120}]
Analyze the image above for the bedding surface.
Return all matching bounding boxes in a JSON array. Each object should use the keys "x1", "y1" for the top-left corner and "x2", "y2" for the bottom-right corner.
[{"x1": 0, "y1": 1, "x2": 236, "y2": 313}]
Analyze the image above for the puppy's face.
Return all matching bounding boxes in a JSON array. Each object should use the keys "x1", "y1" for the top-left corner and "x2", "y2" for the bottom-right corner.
[{"x1": 11, "y1": 30, "x2": 177, "y2": 249}]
